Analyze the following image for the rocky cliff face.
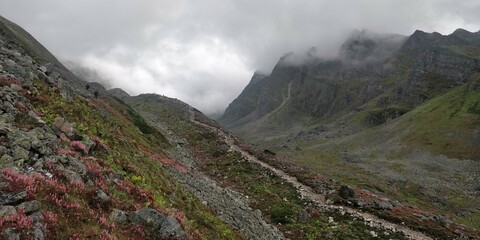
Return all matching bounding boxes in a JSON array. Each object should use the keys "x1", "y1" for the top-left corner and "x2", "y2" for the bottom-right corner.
[
  {"x1": 220, "y1": 29, "x2": 480, "y2": 141},
  {"x1": 220, "y1": 72, "x2": 269, "y2": 127}
]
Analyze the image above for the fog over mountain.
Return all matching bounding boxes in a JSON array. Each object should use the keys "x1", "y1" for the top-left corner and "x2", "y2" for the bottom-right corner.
[{"x1": 1, "y1": 0, "x2": 479, "y2": 114}]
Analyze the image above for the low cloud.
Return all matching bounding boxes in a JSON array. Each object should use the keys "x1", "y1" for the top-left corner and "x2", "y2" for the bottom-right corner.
[{"x1": 79, "y1": 36, "x2": 251, "y2": 114}]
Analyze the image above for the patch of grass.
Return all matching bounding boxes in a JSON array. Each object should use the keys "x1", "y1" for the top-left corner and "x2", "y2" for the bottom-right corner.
[
  {"x1": 448, "y1": 45, "x2": 480, "y2": 58},
  {"x1": 269, "y1": 203, "x2": 298, "y2": 224},
  {"x1": 400, "y1": 84, "x2": 480, "y2": 160},
  {"x1": 455, "y1": 212, "x2": 480, "y2": 230}
]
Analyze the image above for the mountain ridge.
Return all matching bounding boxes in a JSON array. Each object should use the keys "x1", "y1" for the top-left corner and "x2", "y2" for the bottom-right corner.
[
  {"x1": 219, "y1": 27, "x2": 480, "y2": 234},
  {"x1": 219, "y1": 28, "x2": 480, "y2": 140}
]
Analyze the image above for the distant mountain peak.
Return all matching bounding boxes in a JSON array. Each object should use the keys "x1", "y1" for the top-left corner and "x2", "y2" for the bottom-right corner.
[
  {"x1": 249, "y1": 71, "x2": 269, "y2": 85},
  {"x1": 451, "y1": 28, "x2": 480, "y2": 43},
  {"x1": 339, "y1": 29, "x2": 406, "y2": 64},
  {"x1": 453, "y1": 28, "x2": 472, "y2": 34},
  {"x1": 108, "y1": 88, "x2": 131, "y2": 99}
]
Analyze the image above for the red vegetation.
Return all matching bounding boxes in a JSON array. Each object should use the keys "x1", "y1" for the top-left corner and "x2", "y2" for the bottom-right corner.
[
  {"x1": 86, "y1": 162, "x2": 108, "y2": 190},
  {"x1": 0, "y1": 75, "x2": 22, "y2": 87},
  {"x1": 14, "y1": 101, "x2": 28, "y2": 113},
  {"x1": 355, "y1": 189, "x2": 380, "y2": 201},
  {"x1": 171, "y1": 209, "x2": 186, "y2": 225},
  {"x1": 97, "y1": 214, "x2": 113, "y2": 229},
  {"x1": 42, "y1": 211, "x2": 58, "y2": 226},
  {"x1": 99, "y1": 229, "x2": 115, "y2": 240},
  {"x1": 0, "y1": 209, "x2": 33, "y2": 233},
  {"x1": 56, "y1": 148, "x2": 77, "y2": 156},
  {"x1": 47, "y1": 193, "x2": 80, "y2": 211},
  {"x1": 69, "y1": 179, "x2": 86, "y2": 192},
  {"x1": 91, "y1": 135, "x2": 111, "y2": 152},
  {"x1": 115, "y1": 180, "x2": 154, "y2": 205},
  {"x1": 130, "y1": 225, "x2": 146, "y2": 238},
  {"x1": 147, "y1": 151, "x2": 189, "y2": 173},
  {"x1": 70, "y1": 141, "x2": 88, "y2": 155}
]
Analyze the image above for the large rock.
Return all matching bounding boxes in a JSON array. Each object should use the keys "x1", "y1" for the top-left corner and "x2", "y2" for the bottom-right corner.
[
  {"x1": 159, "y1": 216, "x2": 187, "y2": 239},
  {"x1": 16, "y1": 200, "x2": 40, "y2": 214},
  {"x1": 0, "y1": 121, "x2": 12, "y2": 135},
  {"x1": 2, "y1": 228, "x2": 20, "y2": 240},
  {"x1": 30, "y1": 211, "x2": 46, "y2": 240},
  {"x1": 12, "y1": 146, "x2": 29, "y2": 162},
  {"x1": 95, "y1": 190, "x2": 110, "y2": 203},
  {"x1": 39, "y1": 63, "x2": 54, "y2": 76},
  {"x1": 109, "y1": 209, "x2": 128, "y2": 223},
  {"x1": 66, "y1": 156, "x2": 87, "y2": 175},
  {"x1": 338, "y1": 185, "x2": 356, "y2": 199},
  {"x1": 128, "y1": 207, "x2": 186, "y2": 239},
  {"x1": 0, "y1": 191, "x2": 27, "y2": 205},
  {"x1": 53, "y1": 117, "x2": 74, "y2": 139},
  {"x1": 0, "y1": 154, "x2": 14, "y2": 168},
  {"x1": 0, "y1": 205, "x2": 17, "y2": 217},
  {"x1": 128, "y1": 207, "x2": 166, "y2": 229}
]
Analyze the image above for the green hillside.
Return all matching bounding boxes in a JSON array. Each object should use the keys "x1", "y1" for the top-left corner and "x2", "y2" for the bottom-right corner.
[{"x1": 400, "y1": 77, "x2": 480, "y2": 160}]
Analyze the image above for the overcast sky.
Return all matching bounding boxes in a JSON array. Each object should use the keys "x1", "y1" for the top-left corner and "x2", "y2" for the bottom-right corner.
[{"x1": 1, "y1": 0, "x2": 480, "y2": 115}]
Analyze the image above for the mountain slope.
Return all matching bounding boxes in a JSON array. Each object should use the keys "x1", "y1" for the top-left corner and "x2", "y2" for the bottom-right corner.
[
  {"x1": 283, "y1": 79, "x2": 480, "y2": 230},
  {"x1": 220, "y1": 29, "x2": 480, "y2": 235},
  {"x1": 0, "y1": 15, "x2": 246, "y2": 239},
  {"x1": 400, "y1": 77, "x2": 480, "y2": 160}
]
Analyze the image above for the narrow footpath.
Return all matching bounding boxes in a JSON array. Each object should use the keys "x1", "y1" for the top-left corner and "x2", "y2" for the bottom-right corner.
[{"x1": 189, "y1": 108, "x2": 433, "y2": 240}]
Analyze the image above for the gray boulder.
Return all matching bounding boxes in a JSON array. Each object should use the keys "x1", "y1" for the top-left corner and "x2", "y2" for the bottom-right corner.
[
  {"x1": 109, "y1": 209, "x2": 128, "y2": 223},
  {"x1": 0, "y1": 154, "x2": 14, "y2": 168},
  {"x1": 17, "y1": 200, "x2": 40, "y2": 214},
  {"x1": 0, "y1": 205, "x2": 17, "y2": 218},
  {"x1": 12, "y1": 146, "x2": 29, "y2": 161},
  {"x1": 128, "y1": 207, "x2": 186, "y2": 239},
  {"x1": 2, "y1": 228, "x2": 20, "y2": 240},
  {"x1": 95, "y1": 190, "x2": 110, "y2": 203},
  {"x1": 68, "y1": 157, "x2": 87, "y2": 174},
  {"x1": 339, "y1": 185, "x2": 356, "y2": 199},
  {"x1": 39, "y1": 63, "x2": 54, "y2": 76},
  {"x1": 0, "y1": 191, "x2": 27, "y2": 205},
  {"x1": 160, "y1": 216, "x2": 187, "y2": 239},
  {"x1": 128, "y1": 207, "x2": 166, "y2": 229}
]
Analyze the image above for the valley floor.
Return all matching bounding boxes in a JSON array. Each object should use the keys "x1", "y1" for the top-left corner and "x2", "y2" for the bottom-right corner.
[{"x1": 188, "y1": 108, "x2": 432, "y2": 240}]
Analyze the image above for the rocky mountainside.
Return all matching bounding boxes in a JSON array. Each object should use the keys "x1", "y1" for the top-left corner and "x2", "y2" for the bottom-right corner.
[
  {"x1": 220, "y1": 28, "x2": 480, "y2": 236},
  {"x1": 219, "y1": 29, "x2": 480, "y2": 141},
  {"x1": 1, "y1": 14, "x2": 479, "y2": 239},
  {"x1": 0, "y1": 15, "x2": 237, "y2": 239}
]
